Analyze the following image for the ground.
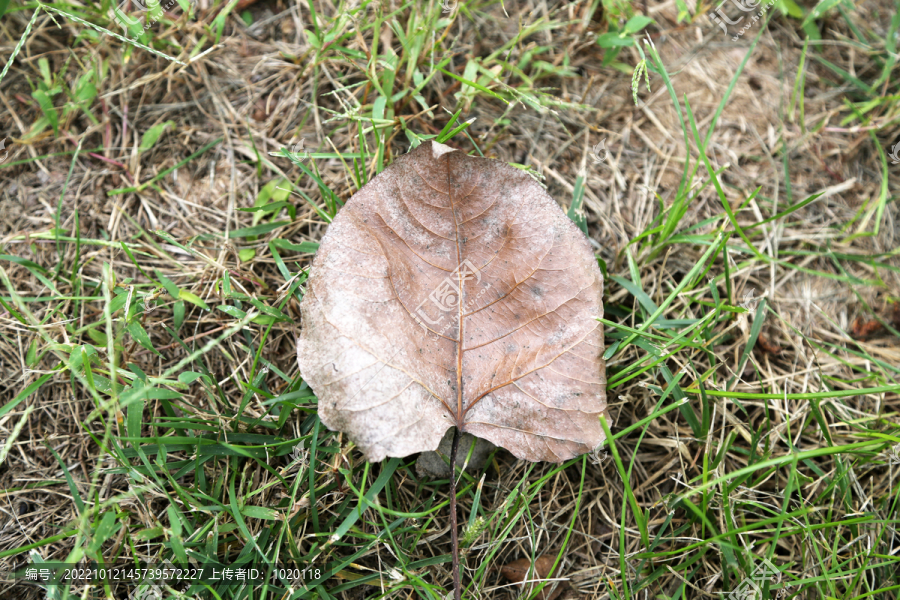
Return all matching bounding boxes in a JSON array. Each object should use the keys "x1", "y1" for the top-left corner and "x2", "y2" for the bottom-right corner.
[{"x1": 1, "y1": 0, "x2": 899, "y2": 599}]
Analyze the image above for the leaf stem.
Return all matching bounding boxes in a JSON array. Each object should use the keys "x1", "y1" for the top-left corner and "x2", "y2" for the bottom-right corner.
[{"x1": 449, "y1": 426, "x2": 461, "y2": 600}]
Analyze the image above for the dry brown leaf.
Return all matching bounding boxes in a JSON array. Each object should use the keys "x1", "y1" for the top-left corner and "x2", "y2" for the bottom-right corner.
[
  {"x1": 500, "y1": 554, "x2": 571, "y2": 600},
  {"x1": 297, "y1": 141, "x2": 607, "y2": 462},
  {"x1": 850, "y1": 316, "x2": 884, "y2": 339},
  {"x1": 756, "y1": 332, "x2": 782, "y2": 355}
]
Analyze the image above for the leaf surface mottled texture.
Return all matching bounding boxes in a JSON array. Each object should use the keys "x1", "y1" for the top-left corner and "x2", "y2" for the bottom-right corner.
[{"x1": 297, "y1": 141, "x2": 606, "y2": 462}]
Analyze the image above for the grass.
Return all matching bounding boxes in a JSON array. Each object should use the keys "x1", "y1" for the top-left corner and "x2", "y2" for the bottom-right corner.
[{"x1": 1, "y1": 0, "x2": 900, "y2": 599}]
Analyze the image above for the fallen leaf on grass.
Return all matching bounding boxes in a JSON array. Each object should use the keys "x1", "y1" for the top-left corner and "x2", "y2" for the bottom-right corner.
[
  {"x1": 849, "y1": 303, "x2": 900, "y2": 339},
  {"x1": 297, "y1": 141, "x2": 607, "y2": 462},
  {"x1": 850, "y1": 316, "x2": 883, "y2": 339},
  {"x1": 756, "y1": 332, "x2": 782, "y2": 355},
  {"x1": 500, "y1": 554, "x2": 572, "y2": 600}
]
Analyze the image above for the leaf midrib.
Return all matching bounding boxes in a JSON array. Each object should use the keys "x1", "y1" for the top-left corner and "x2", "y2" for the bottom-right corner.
[{"x1": 447, "y1": 155, "x2": 464, "y2": 428}]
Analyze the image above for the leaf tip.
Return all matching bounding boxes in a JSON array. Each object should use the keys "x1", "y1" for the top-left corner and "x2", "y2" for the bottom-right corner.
[{"x1": 431, "y1": 140, "x2": 457, "y2": 160}]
